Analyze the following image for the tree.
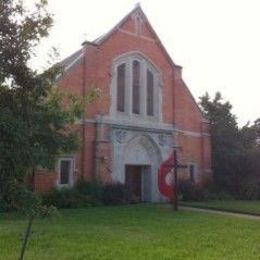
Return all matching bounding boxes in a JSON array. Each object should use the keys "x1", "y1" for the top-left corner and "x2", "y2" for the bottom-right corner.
[
  {"x1": 199, "y1": 92, "x2": 246, "y2": 193},
  {"x1": 200, "y1": 93, "x2": 260, "y2": 198},
  {"x1": 0, "y1": 1, "x2": 98, "y2": 258},
  {"x1": 240, "y1": 119, "x2": 260, "y2": 198}
]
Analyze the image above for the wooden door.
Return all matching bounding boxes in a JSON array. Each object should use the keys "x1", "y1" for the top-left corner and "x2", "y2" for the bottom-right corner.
[{"x1": 125, "y1": 165, "x2": 142, "y2": 202}]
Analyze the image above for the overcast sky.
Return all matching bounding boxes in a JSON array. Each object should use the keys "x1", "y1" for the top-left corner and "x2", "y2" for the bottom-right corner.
[{"x1": 27, "y1": 0, "x2": 260, "y2": 126}]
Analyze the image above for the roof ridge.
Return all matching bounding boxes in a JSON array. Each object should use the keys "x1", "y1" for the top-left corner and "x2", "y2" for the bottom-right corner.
[{"x1": 60, "y1": 4, "x2": 180, "y2": 73}]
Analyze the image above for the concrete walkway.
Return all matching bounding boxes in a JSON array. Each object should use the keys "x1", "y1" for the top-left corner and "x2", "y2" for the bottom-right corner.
[{"x1": 180, "y1": 206, "x2": 260, "y2": 221}]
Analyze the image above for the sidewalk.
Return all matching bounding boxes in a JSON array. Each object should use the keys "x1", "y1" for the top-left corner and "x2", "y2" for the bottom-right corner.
[{"x1": 180, "y1": 206, "x2": 260, "y2": 220}]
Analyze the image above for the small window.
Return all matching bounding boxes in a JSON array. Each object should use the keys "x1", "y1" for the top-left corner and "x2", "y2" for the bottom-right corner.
[
  {"x1": 189, "y1": 164, "x2": 195, "y2": 183},
  {"x1": 117, "y1": 64, "x2": 126, "y2": 112},
  {"x1": 132, "y1": 60, "x2": 140, "y2": 114},
  {"x1": 58, "y1": 158, "x2": 73, "y2": 186},
  {"x1": 146, "y1": 69, "x2": 154, "y2": 116}
]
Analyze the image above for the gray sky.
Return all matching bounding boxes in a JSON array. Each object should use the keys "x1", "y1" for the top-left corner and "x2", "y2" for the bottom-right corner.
[{"x1": 28, "y1": 0, "x2": 260, "y2": 126}]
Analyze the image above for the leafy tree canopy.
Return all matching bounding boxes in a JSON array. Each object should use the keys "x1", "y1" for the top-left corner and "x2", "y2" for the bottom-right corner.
[
  {"x1": 0, "y1": 0, "x2": 98, "y2": 213},
  {"x1": 200, "y1": 92, "x2": 260, "y2": 199}
]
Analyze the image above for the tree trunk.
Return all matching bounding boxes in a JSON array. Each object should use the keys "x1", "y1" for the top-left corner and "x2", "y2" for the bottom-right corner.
[{"x1": 19, "y1": 215, "x2": 34, "y2": 260}]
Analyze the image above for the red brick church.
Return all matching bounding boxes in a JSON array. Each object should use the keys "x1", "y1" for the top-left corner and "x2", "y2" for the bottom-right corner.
[{"x1": 34, "y1": 5, "x2": 212, "y2": 202}]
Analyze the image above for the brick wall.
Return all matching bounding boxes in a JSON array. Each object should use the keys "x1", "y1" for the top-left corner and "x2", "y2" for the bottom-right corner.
[{"x1": 34, "y1": 8, "x2": 211, "y2": 192}]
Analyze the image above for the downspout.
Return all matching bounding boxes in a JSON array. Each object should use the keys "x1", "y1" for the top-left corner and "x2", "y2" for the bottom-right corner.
[
  {"x1": 81, "y1": 43, "x2": 87, "y2": 180},
  {"x1": 81, "y1": 41, "x2": 100, "y2": 180},
  {"x1": 172, "y1": 66, "x2": 179, "y2": 147},
  {"x1": 172, "y1": 66, "x2": 183, "y2": 158}
]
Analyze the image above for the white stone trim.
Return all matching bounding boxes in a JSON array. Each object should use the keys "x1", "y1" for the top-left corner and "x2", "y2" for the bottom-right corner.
[
  {"x1": 56, "y1": 157, "x2": 75, "y2": 188},
  {"x1": 64, "y1": 52, "x2": 84, "y2": 72},
  {"x1": 175, "y1": 128, "x2": 210, "y2": 138},
  {"x1": 111, "y1": 51, "x2": 162, "y2": 74},
  {"x1": 112, "y1": 131, "x2": 163, "y2": 202},
  {"x1": 117, "y1": 28, "x2": 156, "y2": 43},
  {"x1": 82, "y1": 118, "x2": 210, "y2": 138},
  {"x1": 110, "y1": 52, "x2": 162, "y2": 123}
]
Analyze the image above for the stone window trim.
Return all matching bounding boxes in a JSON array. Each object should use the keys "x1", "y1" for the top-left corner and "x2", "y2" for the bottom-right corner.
[
  {"x1": 110, "y1": 52, "x2": 162, "y2": 122},
  {"x1": 56, "y1": 156, "x2": 75, "y2": 188}
]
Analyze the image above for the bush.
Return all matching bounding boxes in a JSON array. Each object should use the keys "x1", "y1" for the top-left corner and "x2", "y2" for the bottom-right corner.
[
  {"x1": 42, "y1": 180, "x2": 102, "y2": 209},
  {"x1": 0, "y1": 195, "x2": 8, "y2": 212},
  {"x1": 237, "y1": 182, "x2": 260, "y2": 200},
  {"x1": 101, "y1": 183, "x2": 131, "y2": 205},
  {"x1": 177, "y1": 180, "x2": 235, "y2": 201},
  {"x1": 76, "y1": 180, "x2": 102, "y2": 203},
  {"x1": 178, "y1": 180, "x2": 205, "y2": 201},
  {"x1": 42, "y1": 181, "x2": 134, "y2": 208},
  {"x1": 202, "y1": 189, "x2": 234, "y2": 201}
]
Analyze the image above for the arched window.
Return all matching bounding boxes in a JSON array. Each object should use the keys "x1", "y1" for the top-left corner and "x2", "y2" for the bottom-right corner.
[
  {"x1": 146, "y1": 69, "x2": 154, "y2": 116},
  {"x1": 132, "y1": 60, "x2": 140, "y2": 114},
  {"x1": 113, "y1": 53, "x2": 160, "y2": 120},
  {"x1": 116, "y1": 63, "x2": 126, "y2": 112}
]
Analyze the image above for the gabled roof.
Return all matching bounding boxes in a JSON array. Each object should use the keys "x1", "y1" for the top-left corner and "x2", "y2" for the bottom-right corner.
[
  {"x1": 60, "y1": 48, "x2": 83, "y2": 72},
  {"x1": 60, "y1": 4, "x2": 180, "y2": 72}
]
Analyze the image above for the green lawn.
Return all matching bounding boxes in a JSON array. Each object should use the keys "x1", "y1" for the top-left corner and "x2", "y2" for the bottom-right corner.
[
  {"x1": 180, "y1": 200, "x2": 260, "y2": 215},
  {"x1": 0, "y1": 204, "x2": 259, "y2": 260}
]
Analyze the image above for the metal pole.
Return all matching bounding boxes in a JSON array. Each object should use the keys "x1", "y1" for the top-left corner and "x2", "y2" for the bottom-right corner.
[{"x1": 173, "y1": 149, "x2": 178, "y2": 211}]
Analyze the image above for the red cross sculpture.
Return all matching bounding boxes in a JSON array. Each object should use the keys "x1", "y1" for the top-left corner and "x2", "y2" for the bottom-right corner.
[{"x1": 158, "y1": 150, "x2": 187, "y2": 210}]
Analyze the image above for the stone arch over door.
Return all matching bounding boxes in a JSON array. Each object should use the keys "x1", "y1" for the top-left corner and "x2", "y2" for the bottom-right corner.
[{"x1": 115, "y1": 134, "x2": 162, "y2": 202}]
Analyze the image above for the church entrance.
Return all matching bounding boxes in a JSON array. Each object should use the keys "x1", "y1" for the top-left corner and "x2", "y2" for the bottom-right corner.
[
  {"x1": 113, "y1": 134, "x2": 162, "y2": 202},
  {"x1": 125, "y1": 165, "x2": 151, "y2": 202}
]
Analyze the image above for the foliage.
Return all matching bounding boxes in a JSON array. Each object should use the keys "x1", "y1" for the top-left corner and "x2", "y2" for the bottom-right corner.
[
  {"x1": 199, "y1": 92, "x2": 260, "y2": 199},
  {"x1": 202, "y1": 188, "x2": 234, "y2": 201},
  {"x1": 0, "y1": 0, "x2": 51, "y2": 214},
  {"x1": 101, "y1": 183, "x2": 131, "y2": 205},
  {"x1": 42, "y1": 181, "x2": 102, "y2": 208},
  {"x1": 178, "y1": 179, "x2": 205, "y2": 201},
  {"x1": 0, "y1": 205, "x2": 259, "y2": 259},
  {"x1": 178, "y1": 179, "x2": 233, "y2": 202},
  {"x1": 0, "y1": 0, "x2": 52, "y2": 83},
  {"x1": 0, "y1": 1, "x2": 98, "y2": 258},
  {"x1": 0, "y1": 0, "x2": 99, "y2": 214},
  {"x1": 199, "y1": 92, "x2": 241, "y2": 188},
  {"x1": 43, "y1": 181, "x2": 133, "y2": 208},
  {"x1": 76, "y1": 179, "x2": 102, "y2": 203}
]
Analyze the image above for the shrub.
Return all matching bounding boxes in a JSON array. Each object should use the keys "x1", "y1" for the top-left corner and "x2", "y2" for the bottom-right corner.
[
  {"x1": 42, "y1": 180, "x2": 102, "y2": 209},
  {"x1": 76, "y1": 179, "x2": 102, "y2": 203},
  {"x1": 0, "y1": 195, "x2": 8, "y2": 212},
  {"x1": 178, "y1": 180, "x2": 236, "y2": 202},
  {"x1": 101, "y1": 183, "x2": 131, "y2": 205},
  {"x1": 202, "y1": 189, "x2": 234, "y2": 201},
  {"x1": 237, "y1": 182, "x2": 260, "y2": 200},
  {"x1": 178, "y1": 180, "x2": 205, "y2": 201},
  {"x1": 42, "y1": 181, "x2": 134, "y2": 208}
]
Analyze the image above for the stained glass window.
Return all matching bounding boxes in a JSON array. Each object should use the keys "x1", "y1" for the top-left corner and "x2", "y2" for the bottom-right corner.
[
  {"x1": 132, "y1": 60, "x2": 140, "y2": 114},
  {"x1": 117, "y1": 63, "x2": 126, "y2": 112},
  {"x1": 147, "y1": 69, "x2": 154, "y2": 116}
]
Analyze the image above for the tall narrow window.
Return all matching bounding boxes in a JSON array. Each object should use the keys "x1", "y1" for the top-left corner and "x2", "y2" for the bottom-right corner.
[
  {"x1": 117, "y1": 64, "x2": 126, "y2": 112},
  {"x1": 146, "y1": 69, "x2": 154, "y2": 116},
  {"x1": 132, "y1": 60, "x2": 140, "y2": 114},
  {"x1": 189, "y1": 164, "x2": 195, "y2": 183}
]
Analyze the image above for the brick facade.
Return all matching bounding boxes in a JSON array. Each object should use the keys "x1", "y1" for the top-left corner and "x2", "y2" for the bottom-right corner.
[{"x1": 34, "y1": 6, "x2": 211, "y2": 201}]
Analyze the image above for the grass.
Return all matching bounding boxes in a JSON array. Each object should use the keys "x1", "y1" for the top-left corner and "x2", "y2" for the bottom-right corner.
[
  {"x1": 180, "y1": 200, "x2": 260, "y2": 215},
  {"x1": 0, "y1": 204, "x2": 259, "y2": 260}
]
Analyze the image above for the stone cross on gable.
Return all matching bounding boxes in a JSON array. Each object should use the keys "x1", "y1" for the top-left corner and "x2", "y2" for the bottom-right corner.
[{"x1": 133, "y1": 11, "x2": 143, "y2": 36}]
